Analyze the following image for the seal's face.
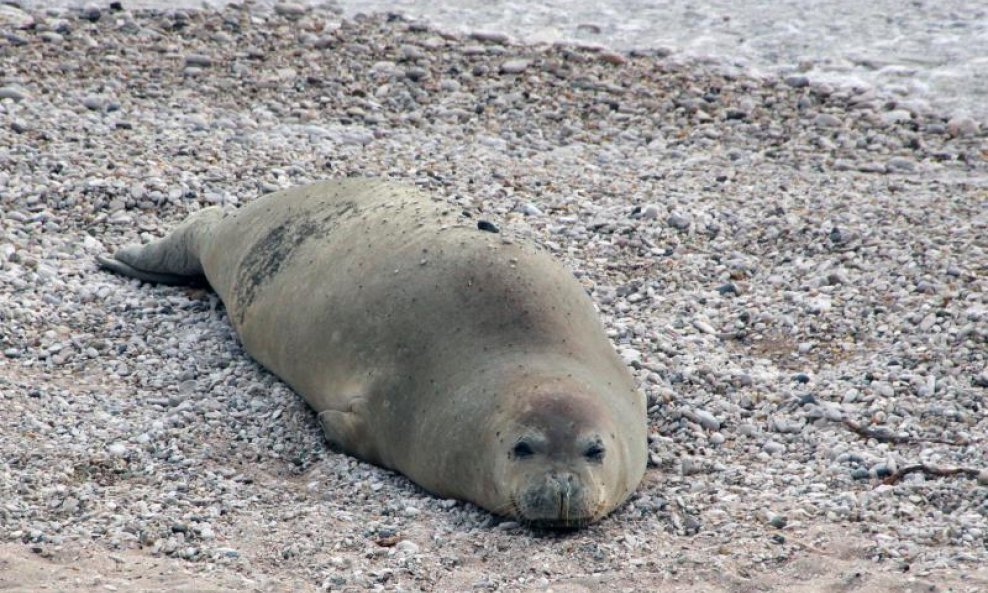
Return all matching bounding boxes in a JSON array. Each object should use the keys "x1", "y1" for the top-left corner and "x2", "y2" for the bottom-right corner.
[{"x1": 496, "y1": 392, "x2": 629, "y2": 529}]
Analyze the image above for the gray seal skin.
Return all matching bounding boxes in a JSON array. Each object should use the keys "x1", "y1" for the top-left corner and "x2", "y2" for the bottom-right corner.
[{"x1": 98, "y1": 178, "x2": 647, "y2": 528}]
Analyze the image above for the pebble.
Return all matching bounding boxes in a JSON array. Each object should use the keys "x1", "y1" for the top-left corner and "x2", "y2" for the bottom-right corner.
[
  {"x1": 599, "y1": 51, "x2": 626, "y2": 65},
  {"x1": 784, "y1": 75, "x2": 810, "y2": 88},
  {"x1": 0, "y1": 86, "x2": 28, "y2": 102},
  {"x1": 499, "y1": 59, "x2": 530, "y2": 74},
  {"x1": 273, "y1": 2, "x2": 308, "y2": 17},
  {"x1": 946, "y1": 116, "x2": 978, "y2": 137},
  {"x1": 185, "y1": 54, "x2": 213, "y2": 68},
  {"x1": 813, "y1": 113, "x2": 842, "y2": 127},
  {"x1": 667, "y1": 213, "x2": 690, "y2": 230},
  {"x1": 81, "y1": 4, "x2": 101, "y2": 23},
  {"x1": 886, "y1": 157, "x2": 916, "y2": 173},
  {"x1": 470, "y1": 31, "x2": 510, "y2": 44},
  {"x1": 82, "y1": 96, "x2": 105, "y2": 111},
  {"x1": 763, "y1": 441, "x2": 785, "y2": 455},
  {"x1": 693, "y1": 409, "x2": 721, "y2": 431},
  {"x1": 640, "y1": 205, "x2": 659, "y2": 220},
  {"x1": 0, "y1": 5, "x2": 34, "y2": 29}
]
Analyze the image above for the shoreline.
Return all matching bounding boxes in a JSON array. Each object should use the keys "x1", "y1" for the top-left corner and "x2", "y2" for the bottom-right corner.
[
  {"x1": 16, "y1": 0, "x2": 988, "y2": 126},
  {"x1": 1, "y1": 3, "x2": 986, "y2": 592}
]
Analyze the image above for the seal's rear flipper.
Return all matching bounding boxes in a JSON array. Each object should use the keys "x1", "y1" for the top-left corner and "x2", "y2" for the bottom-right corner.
[
  {"x1": 97, "y1": 254, "x2": 206, "y2": 286},
  {"x1": 96, "y1": 206, "x2": 222, "y2": 286}
]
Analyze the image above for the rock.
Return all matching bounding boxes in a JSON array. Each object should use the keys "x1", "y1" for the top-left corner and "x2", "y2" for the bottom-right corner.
[
  {"x1": 693, "y1": 409, "x2": 721, "y2": 431},
  {"x1": 882, "y1": 110, "x2": 912, "y2": 124},
  {"x1": 667, "y1": 213, "x2": 690, "y2": 230},
  {"x1": 519, "y1": 203, "x2": 543, "y2": 216},
  {"x1": 499, "y1": 59, "x2": 530, "y2": 75},
  {"x1": 856, "y1": 161, "x2": 887, "y2": 174},
  {"x1": 274, "y1": 2, "x2": 307, "y2": 17},
  {"x1": 470, "y1": 31, "x2": 510, "y2": 44},
  {"x1": 813, "y1": 113, "x2": 842, "y2": 128},
  {"x1": 946, "y1": 116, "x2": 978, "y2": 137},
  {"x1": 717, "y1": 283, "x2": 739, "y2": 296},
  {"x1": 82, "y1": 96, "x2": 105, "y2": 111},
  {"x1": 784, "y1": 75, "x2": 810, "y2": 88},
  {"x1": 80, "y1": 4, "x2": 102, "y2": 22},
  {"x1": 185, "y1": 54, "x2": 213, "y2": 68},
  {"x1": 599, "y1": 51, "x2": 626, "y2": 65},
  {"x1": 400, "y1": 44, "x2": 426, "y2": 61},
  {"x1": 439, "y1": 78, "x2": 461, "y2": 92},
  {"x1": 0, "y1": 5, "x2": 34, "y2": 29},
  {"x1": 763, "y1": 441, "x2": 785, "y2": 455},
  {"x1": 640, "y1": 205, "x2": 659, "y2": 220},
  {"x1": 886, "y1": 157, "x2": 916, "y2": 173},
  {"x1": 396, "y1": 540, "x2": 420, "y2": 555},
  {"x1": 404, "y1": 67, "x2": 428, "y2": 82},
  {"x1": 0, "y1": 86, "x2": 29, "y2": 102}
]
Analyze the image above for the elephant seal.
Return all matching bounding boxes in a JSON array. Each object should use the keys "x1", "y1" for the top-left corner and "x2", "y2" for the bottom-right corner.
[{"x1": 98, "y1": 178, "x2": 647, "y2": 528}]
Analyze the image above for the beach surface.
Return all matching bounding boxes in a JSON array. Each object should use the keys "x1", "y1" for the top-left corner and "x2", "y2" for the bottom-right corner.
[{"x1": 1, "y1": 3, "x2": 986, "y2": 592}]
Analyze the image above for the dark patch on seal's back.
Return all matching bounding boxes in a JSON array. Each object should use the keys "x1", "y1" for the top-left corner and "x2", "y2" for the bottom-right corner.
[{"x1": 234, "y1": 199, "x2": 357, "y2": 323}]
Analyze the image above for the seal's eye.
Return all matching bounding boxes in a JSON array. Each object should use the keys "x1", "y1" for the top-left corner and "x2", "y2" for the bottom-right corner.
[
  {"x1": 512, "y1": 441, "x2": 535, "y2": 459},
  {"x1": 584, "y1": 443, "x2": 605, "y2": 462}
]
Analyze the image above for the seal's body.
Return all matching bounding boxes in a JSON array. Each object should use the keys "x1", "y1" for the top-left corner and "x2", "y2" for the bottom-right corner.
[{"x1": 99, "y1": 179, "x2": 647, "y2": 527}]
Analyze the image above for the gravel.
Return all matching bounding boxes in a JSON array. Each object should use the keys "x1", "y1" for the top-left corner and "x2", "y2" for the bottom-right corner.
[{"x1": 0, "y1": 3, "x2": 986, "y2": 592}]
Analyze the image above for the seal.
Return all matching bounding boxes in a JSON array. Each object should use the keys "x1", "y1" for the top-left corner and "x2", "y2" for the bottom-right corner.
[{"x1": 98, "y1": 178, "x2": 647, "y2": 528}]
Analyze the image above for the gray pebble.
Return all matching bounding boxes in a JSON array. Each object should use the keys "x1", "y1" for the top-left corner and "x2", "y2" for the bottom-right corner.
[
  {"x1": 185, "y1": 54, "x2": 213, "y2": 68},
  {"x1": 813, "y1": 113, "x2": 842, "y2": 127},
  {"x1": 784, "y1": 75, "x2": 810, "y2": 88},
  {"x1": 82, "y1": 96, "x2": 105, "y2": 111},
  {"x1": 499, "y1": 59, "x2": 530, "y2": 74},
  {"x1": 274, "y1": 3, "x2": 308, "y2": 17},
  {"x1": 470, "y1": 31, "x2": 510, "y2": 44},
  {"x1": 693, "y1": 409, "x2": 721, "y2": 431},
  {"x1": 667, "y1": 213, "x2": 690, "y2": 230},
  {"x1": 886, "y1": 157, "x2": 916, "y2": 173},
  {"x1": 763, "y1": 441, "x2": 785, "y2": 455},
  {"x1": 0, "y1": 86, "x2": 29, "y2": 102}
]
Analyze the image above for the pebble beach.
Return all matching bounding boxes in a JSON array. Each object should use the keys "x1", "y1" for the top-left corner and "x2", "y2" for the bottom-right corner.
[{"x1": 1, "y1": 2, "x2": 986, "y2": 592}]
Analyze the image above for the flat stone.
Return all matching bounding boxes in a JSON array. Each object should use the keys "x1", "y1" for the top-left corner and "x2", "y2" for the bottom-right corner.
[
  {"x1": 274, "y1": 2, "x2": 307, "y2": 17},
  {"x1": 499, "y1": 59, "x2": 530, "y2": 74},
  {"x1": 599, "y1": 51, "x2": 626, "y2": 65},
  {"x1": 886, "y1": 157, "x2": 916, "y2": 173},
  {"x1": 0, "y1": 86, "x2": 29, "y2": 102},
  {"x1": 184, "y1": 54, "x2": 213, "y2": 68},
  {"x1": 784, "y1": 75, "x2": 810, "y2": 88},
  {"x1": 470, "y1": 31, "x2": 510, "y2": 44},
  {"x1": 813, "y1": 113, "x2": 842, "y2": 127}
]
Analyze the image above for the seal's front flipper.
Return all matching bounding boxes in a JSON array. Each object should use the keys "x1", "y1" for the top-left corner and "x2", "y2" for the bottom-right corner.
[
  {"x1": 318, "y1": 398, "x2": 378, "y2": 464},
  {"x1": 97, "y1": 254, "x2": 205, "y2": 286}
]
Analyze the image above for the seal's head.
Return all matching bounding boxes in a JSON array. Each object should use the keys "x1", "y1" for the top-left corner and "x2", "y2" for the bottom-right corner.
[{"x1": 492, "y1": 385, "x2": 643, "y2": 529}]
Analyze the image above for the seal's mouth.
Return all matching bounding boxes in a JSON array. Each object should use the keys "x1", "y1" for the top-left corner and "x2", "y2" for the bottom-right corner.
[
  {"x1": 522, "y1": 516, "x2": 593, "y2": 531},
  {"x1": 509, "y1": 494, "x2": 605, "y2": 530}
]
